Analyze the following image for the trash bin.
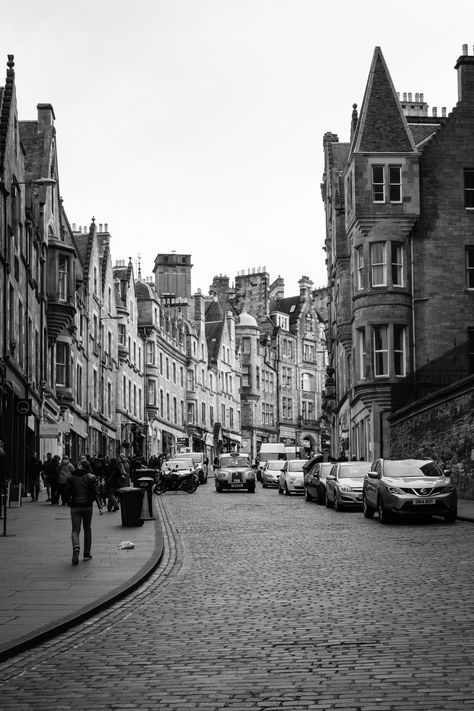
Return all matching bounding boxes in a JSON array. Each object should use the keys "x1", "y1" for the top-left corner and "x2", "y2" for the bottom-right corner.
[
  {"x1": 119, "y1": 487, "x2": 144, "y2": 527},
  {"x1": 137, "y1": 477, "x2": 155, "y2": 520}
]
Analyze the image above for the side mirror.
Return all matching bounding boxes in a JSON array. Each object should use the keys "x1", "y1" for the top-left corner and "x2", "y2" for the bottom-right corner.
[
  {"x1": 443, "y1": 469, "x2": 451, "y2": 477},
  {"x1": 367, "y1": 471, "x2": 381, "y2": 479},
  {"x1": 326, "y1": 474, "x2": 335, "y2": 481}
]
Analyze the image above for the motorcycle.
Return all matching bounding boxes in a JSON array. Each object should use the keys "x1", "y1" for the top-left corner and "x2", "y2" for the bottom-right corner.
[{"x1": 153, "y1": 465, "x2": 198, "y2": 494}]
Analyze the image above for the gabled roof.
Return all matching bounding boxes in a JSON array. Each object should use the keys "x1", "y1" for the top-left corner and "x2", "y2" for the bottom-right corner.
[
  {"x1": 352, "y1": 47, "x2": 416, "y2": 154},
  {"x1": 270, "y1": 295, "x2": 302, "y2": 325}
]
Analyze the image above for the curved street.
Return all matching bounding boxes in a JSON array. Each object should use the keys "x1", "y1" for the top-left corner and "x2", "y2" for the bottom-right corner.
[{"x1": 1, "y1": 482, "x2": 474, "y2": 710}]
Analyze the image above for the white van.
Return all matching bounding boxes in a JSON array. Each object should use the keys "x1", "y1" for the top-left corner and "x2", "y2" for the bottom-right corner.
[{"x1": 257, "y1": 443, "x2": 287, "y2": 471}]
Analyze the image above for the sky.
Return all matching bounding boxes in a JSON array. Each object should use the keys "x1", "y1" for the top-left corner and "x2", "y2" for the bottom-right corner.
[{"x1": 1, "y1": 1, "x2": 473, "y2": 296}]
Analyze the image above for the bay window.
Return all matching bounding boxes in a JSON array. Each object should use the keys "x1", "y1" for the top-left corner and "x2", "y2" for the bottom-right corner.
[
  {"x1": 370, "y1": 243, "x2": 387, "y2": 286},
  {"x1": 373, "y1": 326, "x2": 389, "y2": 376}
]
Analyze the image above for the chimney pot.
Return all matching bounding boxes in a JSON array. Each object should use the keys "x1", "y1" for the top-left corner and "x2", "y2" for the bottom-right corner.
[
  {"x1": 415, "y1": 92, "x2": 419, "y2": 102},
  {"x1": 403, "y1": 92, "x2": 407, "y2": 101},
  {"x1": 442, "y1": 107, "x2": 446, "y2": 117},
  {"x1": 105, "y1": 223, "x2": 108, "y2": 231},
  {"x1": 408, "y1": 92, "x2": 412, "y2": 102},
  {"x1": 432, "y1": 106, "x2": 437, "y2": 117},
  {"x1": 420, "y1": 93, "x2": 424, "y2": 102},
  {"x1": 463, "y1": 44, "x2": 468, "y2": 55}
]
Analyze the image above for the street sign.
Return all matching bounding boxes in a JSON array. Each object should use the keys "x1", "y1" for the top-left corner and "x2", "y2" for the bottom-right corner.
[{"x1": 15, "y1": 399, "x2": 32, "y2": 416}]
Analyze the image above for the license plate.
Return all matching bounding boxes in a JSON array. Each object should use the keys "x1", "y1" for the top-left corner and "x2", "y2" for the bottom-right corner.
[
  {"x1": 231, "y1": 483, "x2": 244, "y2": 488},
  {"x1": 413, "y1": 498, "x2": 433, "y2": 505}
]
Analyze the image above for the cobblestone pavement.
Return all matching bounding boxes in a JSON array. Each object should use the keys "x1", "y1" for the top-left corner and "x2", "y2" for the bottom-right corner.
[{"x1": 1, "y1": 483, "x2": 474, "y2": 710}]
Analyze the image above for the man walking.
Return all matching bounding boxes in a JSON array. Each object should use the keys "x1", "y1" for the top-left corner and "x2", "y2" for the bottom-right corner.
[
  {"x1": 64, "y1": 459, "x2": 103, "y2": 565},
  {"x1": 26, "y1": 452, "x2": 42, "y2": 501}
]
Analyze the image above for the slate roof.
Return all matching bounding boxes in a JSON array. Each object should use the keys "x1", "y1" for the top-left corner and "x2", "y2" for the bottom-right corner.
[
  {"x1": 407, "y1": 122, "x2": 442, "y2": 148},
  {"x1": 18, "y1": 121, "x2": 44, "y2": 178},
  {"x1": 352, "y1": 47, "x2": 416, "y2": 154},
  {"x1": 270, "y1": 295, "x2": 302, "y2": 325},
  {"x1": 135, "y1": 280, "x2": 157, "y2": 300}
]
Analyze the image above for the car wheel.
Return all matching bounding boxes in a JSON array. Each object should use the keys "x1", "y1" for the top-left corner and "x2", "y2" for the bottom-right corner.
[
  {"x1": 444, "y1": 510, "x2": 457, "y2": 523},
  {"x1": 334, "y1": 496, "x2": 343, "y2": 512},
  {"x1": 363, "y1": 497, "x2": 375, "y2": 519},
  {"x1": 316, "y1": 488, "x2": 325, "y2": 505},
  {"x1": 304, "y1": 488, "x2": 312, "y2": 502},
  {"x1": 215, "y1": 481, "x2": 223, "y2": 493},
  {"x1": 325, "y1": 491, "x2": 333, "y2": 508},
  {"x1": 378, "y1": 499, "x2": 392, "y2": 524},
  {"x1": 278, "y1": 485, "x2": 283, "y2": 495},
  {"x1": 284, "y1": 483, "x2": 291, "y2": 496}
]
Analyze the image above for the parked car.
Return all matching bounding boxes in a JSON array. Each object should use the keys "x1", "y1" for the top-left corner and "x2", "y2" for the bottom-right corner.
[
  {"x1": 215, "y1": 452, "x2": 256, "y2": 493},
  {"x1": 163, "y1": 458, "x2": 197, "y2": 479},
  {"x1": 172, "y1": 452, "x2": 208, "y2": 484},
  {"x1": 261, "y1": 459, "x2": 286, "y2": 488},
  {"x1": 363, "y1": 458, "x2": 457, "y2": 523},
  {"x1": 304, "y1": 461, "x2": 334, "y2": 504},
  {"x1": 325, "y1": 461, "x2": 369, "y2": 510},
  {"x1": 278, "y1": 459, "x2": 305, "y2": 495}
]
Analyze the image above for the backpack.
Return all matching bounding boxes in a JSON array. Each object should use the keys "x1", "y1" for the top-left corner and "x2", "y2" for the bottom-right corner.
[{"x1": 58, "y1": 464, "x2": 72, "y2": 485}]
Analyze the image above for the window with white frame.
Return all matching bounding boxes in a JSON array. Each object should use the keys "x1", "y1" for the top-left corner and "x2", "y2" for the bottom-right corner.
[
  {"x1": 466, "y1": 247, "x2": 474, "y2": 289},
  {"x1": 464, "y1": 169, "x2": 474, "y2": 208},
  {"x1": 356, "y1": 247, "x2": 364, "y2": 290},
  {"x1": 372, "y1": 165, "x2": 385, "y2": 202},
  {"x1": 76, "y1": 363, "x2": 83, "y2": 407},
  {"x1": 393, "y1": 326, "x2": 407, "y2": 377},
  {"x1": 301, "y1": 372, "x2": 314, "y2": 391},
  {"x1": 56, "y1": 343, "x2": 67, "y2": 386},
  {"x1": 147, "y1": 379, "x2": 156, "y2": 405},
  {"x1": 391, "y1": 243, "x2": 404, "y2": 287},
  {"x1": 388, "y1": 165, "x2": 402, "y2": 202},
  {"x1": 357, "y1": 328, "x2": 367, "y2": 380},
  {"x1": 373, "y1": 326, "x2": 389, "y2": 376},
  {"x1": 242, "y1": 364, "x2": 250, "y2": 387},
  {"x1": 58, "y1": 257, "x2": 68, "y2": 301},
  {"x1": 118, "y1": 324, "x2": 125, "y2": 346},
  {"x1": 302, "y1": 400, "x2": 314, "y2": 420},
  {"x1": 303, "y1": 342, "x2": 315, "y2": 362},
  {"x1": 370, "y1": 243, "x2": 387, "y2": 286}
]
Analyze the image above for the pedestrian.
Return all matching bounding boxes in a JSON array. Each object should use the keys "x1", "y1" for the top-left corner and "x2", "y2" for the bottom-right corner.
[
  {"x1": 104, "y1": 457, "x2": 123, "y2": 511},
  {"x1": 58, "y1": 455, "x2": 75, "y2": 505},
  {"x1": 26, "y1": 452, "x2": 42, "y2": 501},
  {"x1": 64, "y1": 459, "x2": 103, "y2": 565},
  {"x1": 45, "y1": 454, "x2": 61, "y2": 504},
  {"x1": 41, "y1": 452, "x2": 53, "y2": 501}
]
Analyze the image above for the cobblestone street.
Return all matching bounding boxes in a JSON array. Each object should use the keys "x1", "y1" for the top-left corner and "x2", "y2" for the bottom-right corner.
[{"x1": 1, "y1": 483, "x2": 474, "y2": 710}]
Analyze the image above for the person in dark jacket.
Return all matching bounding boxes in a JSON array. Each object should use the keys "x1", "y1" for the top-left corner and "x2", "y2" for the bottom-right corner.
[
  {"x1": 26, "y1": 452, "x2": 43, "y2": 501},
  {"x1": 65, "y1": 460, "x2": 103, "y2": 565},
  {"x1": 104, "y1": 458, "x2": 123, "y2": 511}
]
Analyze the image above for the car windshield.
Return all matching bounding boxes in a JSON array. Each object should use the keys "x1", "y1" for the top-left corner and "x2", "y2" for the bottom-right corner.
[
  {"x1": 338, "y1": 463, "x2": 369, "y2": 478},
  {"x1": 221, "y1": 457, "x2": 250, "y2": 468},
  {"x1": 287, "y1": 460, "x2": 304, "y2": 472},
  {"x1": 383, "y1": 460, "x2": 443, "y2": 477},
  {"x1": 167, "y1": 460, "x2": 192, "y2": 470},
  {"x1": 267, "y1": 461, "x2": 285, "y2": 471}
]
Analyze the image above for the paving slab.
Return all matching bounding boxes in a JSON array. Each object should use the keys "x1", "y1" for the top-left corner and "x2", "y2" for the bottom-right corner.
[{"x1": 0, "y1": 488, "x2": 163, "y2": 661}]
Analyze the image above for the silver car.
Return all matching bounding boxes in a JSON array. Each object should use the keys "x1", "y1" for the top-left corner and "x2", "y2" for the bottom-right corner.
[
  {"x1": 325, "y1": 461, "x2": 369, "y2": 510},
  {"x1": 261, "y1": 459, "x2": 285, "y2": 488},
  {"x1": 363, "y1": 458, "x2": 457, "y2": 523}
]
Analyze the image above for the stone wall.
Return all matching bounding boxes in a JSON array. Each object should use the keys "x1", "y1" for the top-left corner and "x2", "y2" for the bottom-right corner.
[{"x1": 390, "y1": 379, "x2": 474, "y2": 499}]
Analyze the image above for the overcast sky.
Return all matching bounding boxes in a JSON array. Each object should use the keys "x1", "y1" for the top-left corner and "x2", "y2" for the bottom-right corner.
[{"x1": 1, "y1": 1, "x2": 473, "y2": 296}]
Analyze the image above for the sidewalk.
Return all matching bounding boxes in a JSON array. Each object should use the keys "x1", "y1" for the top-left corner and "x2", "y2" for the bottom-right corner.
[
  {"x1": 0, "y1": 488, "x2": 164, "y2": 662},
  {"x1": 0, "y1": 491, "x2": 473, "y2": 664}
]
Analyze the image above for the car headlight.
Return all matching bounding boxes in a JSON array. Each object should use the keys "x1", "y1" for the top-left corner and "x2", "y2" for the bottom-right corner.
[
  {"x1": 386, "y1": 486, "x2": 405, "y2": 494},
  {"x1": 339, "y1": 484, "x2": 352, "y2": 492},
  {"x1": 439, "y1": 484, "x2": 455, "y2": 493}
]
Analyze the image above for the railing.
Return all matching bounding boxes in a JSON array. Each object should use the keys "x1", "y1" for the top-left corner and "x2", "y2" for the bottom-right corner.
[{"x1": 393, "y1": 341, "x2": 473, "y2": 409}]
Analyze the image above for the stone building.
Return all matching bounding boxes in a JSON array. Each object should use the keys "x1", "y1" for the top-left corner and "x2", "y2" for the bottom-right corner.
[
  {"x1": 322, "y1": 44, "x2": 474, "y2": 465},
  {"x1": 0, "y1": 56, "x2": 81, "y2": 488},
  {"x1": 210, "y1": 268, "x2": 327, "y2": 461}
]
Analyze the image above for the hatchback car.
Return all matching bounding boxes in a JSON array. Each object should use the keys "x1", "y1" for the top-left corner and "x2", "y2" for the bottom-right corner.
[
  {"x1": 261, "y1": 459, "x2": 286, "y2": 488},
  {"x1": 325, "y1": 461, "x2": 370, "y2": 510},
  {"x1": 363, "y1": 458, "x2": 457, "y2": 523},
  {"x1": 304, "y1": 461, "x2": 334, "y2": 504},
  {"x1": 172, "y1": 452, "x2": 208, "y2": 484},
  {"x1": 215, "y1": 453, "x2": 256, "y2": 493},
  {"x1": 278, "y1": 459, "x2": 305, "y2": 495}
]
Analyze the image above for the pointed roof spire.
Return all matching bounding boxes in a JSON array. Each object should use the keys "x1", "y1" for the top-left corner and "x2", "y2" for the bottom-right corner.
[
  {"x1": 137, "y1": 253, "x2": 142, "y2": 280},
  {"x1": 352, "y1": 47, "x2": 416, "y2": 154}
]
